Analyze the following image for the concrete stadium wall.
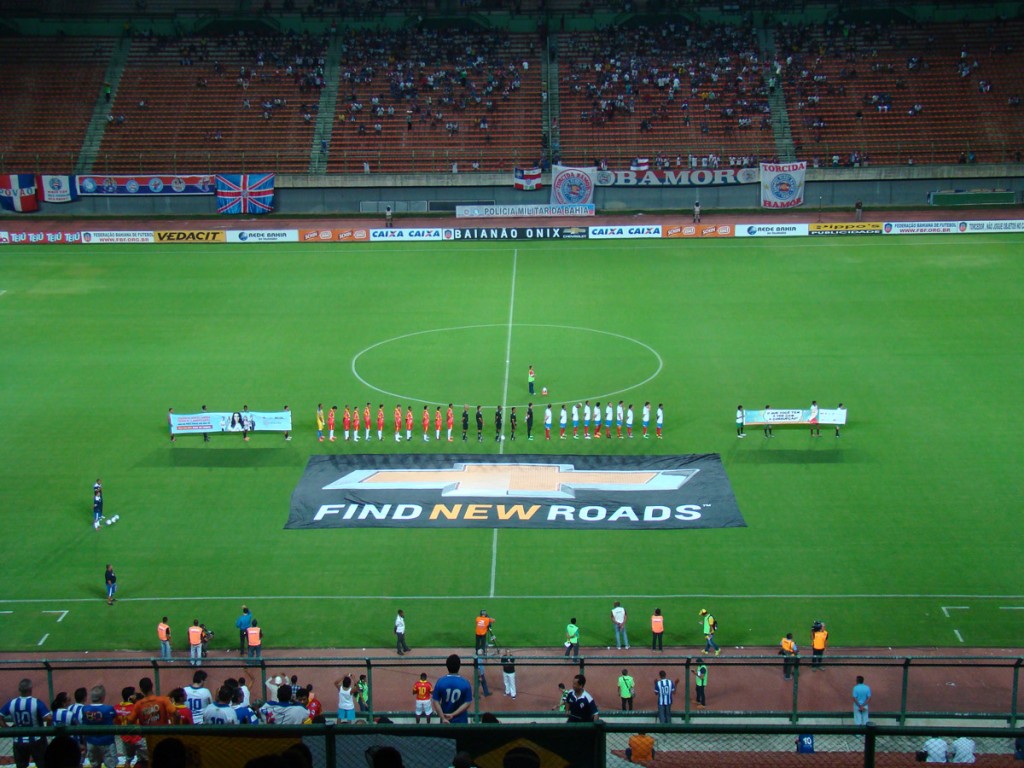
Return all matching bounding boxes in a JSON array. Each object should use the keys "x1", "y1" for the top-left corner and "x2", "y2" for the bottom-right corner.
[{"x1": 16, "y1": 171, "x2": 1024, "y2": 217}]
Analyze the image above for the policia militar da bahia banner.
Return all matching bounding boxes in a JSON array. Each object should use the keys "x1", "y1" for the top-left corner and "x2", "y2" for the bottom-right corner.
[{"x1": 287, "y1": 454, "x2": 744, "y2": 530}]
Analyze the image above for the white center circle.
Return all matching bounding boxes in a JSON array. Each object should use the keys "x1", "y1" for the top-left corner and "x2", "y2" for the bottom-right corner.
[{"x1": 351, "y1": 323, "x2": 663, "y2": 407}]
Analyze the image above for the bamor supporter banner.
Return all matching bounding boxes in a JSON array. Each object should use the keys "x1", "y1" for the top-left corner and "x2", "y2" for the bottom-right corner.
[
  {"x1": 76, "y1": 174, "x2": 215, "y2": 195},
  {"x1": 38, "y1": 175, "x2": 79, "y2": 203},
  {"x1": 170, "y1": 410, "x2": 292, "y2": 435},
  {"x1": 595, "y1": 167, "x2": 758, "y2": 187},
  {"x1": 743, "y1": 407, "x2": 847, "y2": 426},
  {"x1": 455, "y1": 204, "x2": 595, "y2": 218},
  {"x1": 760, "y1": 161, "x2": 806, "y2": 208},
  {"x1": 288, "y1": 454, "x2": 744, "y2": 530},
  {"x1": 550, "y1": 165, "x2": 597, "y2": 205}
]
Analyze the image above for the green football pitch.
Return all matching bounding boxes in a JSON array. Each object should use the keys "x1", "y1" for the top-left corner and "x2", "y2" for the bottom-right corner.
[{"x1": 1, "y1": 234, "x2": 1021, "y2": 653}]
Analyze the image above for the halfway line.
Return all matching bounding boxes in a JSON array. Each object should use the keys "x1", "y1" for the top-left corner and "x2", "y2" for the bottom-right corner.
[
  {"x1": 491, "y1": 248, "x2": 517, "y2": 598},
  {"x1": 499, "y1": 248, "x2": 518, "y2": 456}
]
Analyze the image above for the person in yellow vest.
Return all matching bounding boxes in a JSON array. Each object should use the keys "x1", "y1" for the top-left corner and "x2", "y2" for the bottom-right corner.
[
  {"x1": 188, "y1": 620, "x2": 203, "y2": 667},
  {"x1": 780, "y1": 632, "x2": 798, "y2": 679},
  {"x1": 157, "y1": 617, "x2": 172, "y2": 661},
  {"x1": 651, "y1": 608, "x2": 665, "y2": 652},
  {"x1": 247, "y1": 620, "x2": 263, "y2": 659},
  {"x1": 811, "y1": 621, "x2": 829, "y2": 669}
]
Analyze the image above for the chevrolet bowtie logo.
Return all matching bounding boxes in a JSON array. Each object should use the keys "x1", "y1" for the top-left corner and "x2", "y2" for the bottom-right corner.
[{"x1": 322, "y1": 462, "x2": 699, "y2": 499}]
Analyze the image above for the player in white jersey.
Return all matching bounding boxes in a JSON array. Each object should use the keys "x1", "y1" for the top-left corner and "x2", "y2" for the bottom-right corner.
[
  {"x1": 583, "y1": 401, "x2": 592, "y2": 439},
  {"x1": 559, "y1": 405, "x2": 568, "y2": 439},
  {"x1": 202, "y1": 689, "x2": 239, "y2": 725},
  {"x1": 592, "y1": 402, "x2": 601, "y2": 438},
  {"x1": 656, "y1": 403, "x2": 664, "y2": 438},
  {"x1": 616, "y1": 401, "x2": 625, "y2": 438},
  {"x1": 544, "y1": 405, "x2": 553, "y2": 440},
  {"x1": 186, "y1": 676, "x2": 213, "y2": 725},
  {"x1": 571, "y1": 403, "x2": 580, "y2": 439},
  {"x1": 604, "y1": 402, "x2": 614, "y2": 439},
  {"x1": 626, "y1": 404, "x2": 634, "y2": 438},
  {"x1": 642, "y1": 401, "x2": 651, "y2": 438}
]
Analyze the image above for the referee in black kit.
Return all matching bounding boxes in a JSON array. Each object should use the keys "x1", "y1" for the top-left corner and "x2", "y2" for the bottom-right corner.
[{"x1": 526, "y1": 403, "x2": 534, "y2": 440}]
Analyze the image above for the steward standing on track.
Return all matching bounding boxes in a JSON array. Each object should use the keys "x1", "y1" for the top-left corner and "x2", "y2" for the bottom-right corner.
[
  {"x1": 475, "y1": 611, "x2": 494, "y2": 655},
  {"x1": 811, "y1": 621, "x2": 829, "y2": 669},
  {"x1": 780, "y1": 633, "x2": 798, "y2": 679},
  {"x1": 651, "y1": 608, "x2": 665, "y2": 651}
]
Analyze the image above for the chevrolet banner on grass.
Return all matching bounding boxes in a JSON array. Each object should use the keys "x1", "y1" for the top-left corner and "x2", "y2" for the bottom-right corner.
[
  {"x1": 170, "y1": 409, "x2": 292, "y2": 435},
  {"x1": 743, "y1": 407, "x2": 847, "y2": 426},
  {"x1": 288, "y1": 454, "x2": 744, "y2": 530}
]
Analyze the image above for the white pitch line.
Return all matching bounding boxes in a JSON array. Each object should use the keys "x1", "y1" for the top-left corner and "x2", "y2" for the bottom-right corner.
[
  {"x1": 490, "y1": 249, "x2": 517, "y2": 599},
  {"x1": 3, "y1": 593, "x2": 1024, "y2": 604},
  {"x1": 941, "y1": 606, "x2": 969, "y2": 618},
  {"x1": 498, "y1": 248, "x2": 517, "y2": 457},
  {"x1": 38, "y1": 634, "x2": 49, "y2": 646},
  {"x1": 953, "y1": 629, "x2": 964, "y2": 643},
  {"x1": 42, "y1": 610, "x2": 69, "y2": 622},
  {"x1": 489, "y1": 530, "x2": 499, "y2": 599},
  {"x1": 998, "y1": 607, "x2": 1024, "y2": 610}
]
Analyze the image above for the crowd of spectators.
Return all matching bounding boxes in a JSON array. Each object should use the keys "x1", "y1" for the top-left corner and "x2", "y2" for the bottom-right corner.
[
  {"x1": 334, "y1": 27, "x2": 532, "y2": 147},
  {"x1": 131, "y1": 28, "x2": 330, "y2": 125},
  {"x1": 561, "y1": 22, "x2": 770, "y2": 138},
  {"x1": 774, "y1": 16, "x2": 1024, "y2": 160}
]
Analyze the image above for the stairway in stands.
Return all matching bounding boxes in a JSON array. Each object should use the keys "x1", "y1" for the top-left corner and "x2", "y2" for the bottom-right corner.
[
  {"x1": 308, "y1": 33, "x2": 345, "y2": 175},
  {"x1": 543, "y1": 32, "x2": 561, "y2": 164},
  {"x1": 76, "y1": 37, "x2": 130, "y2": 174},
  {"x1": 758, "y1": 27, "x2": 796, "y2": 162}
]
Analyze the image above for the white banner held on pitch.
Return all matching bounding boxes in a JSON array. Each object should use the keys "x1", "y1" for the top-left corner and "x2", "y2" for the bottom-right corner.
[
  {"x1": 760, "y1": 161, "x2": 806, "y2": 209},
  {"x1": 170, "y1": 410, "x2": 292, "y2": 435}
]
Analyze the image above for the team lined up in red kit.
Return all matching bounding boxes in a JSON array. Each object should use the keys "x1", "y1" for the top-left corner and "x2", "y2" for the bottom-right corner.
[
  {"x1": 313, "y1": 401, "x2": 665, "y2": 443},
  {"x1": 316, "y1": 403, "x2": 460, "y2": 443}
]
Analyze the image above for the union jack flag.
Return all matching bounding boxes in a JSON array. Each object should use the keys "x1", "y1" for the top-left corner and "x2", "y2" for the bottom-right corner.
[{"x1": 215, "y1": 173, "x2": 275, "y2": 214}]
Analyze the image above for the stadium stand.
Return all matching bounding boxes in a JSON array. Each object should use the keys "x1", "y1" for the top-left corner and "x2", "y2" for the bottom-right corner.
[
  {"x1": 555, "y1": 24, "x2": 778, "y2": 170},
  {"x1": 97, "y1": 30, "x2": 330, "y2": 173},
  {"x1": 776, "y1": 18, "x2": 1024, "y2": 166},
  {"x1": 0, "y1": 37, "x2": 115, "y2": 173},
  {"x1": 325, "y1": 28, "x2": 544, "y2": 173}
]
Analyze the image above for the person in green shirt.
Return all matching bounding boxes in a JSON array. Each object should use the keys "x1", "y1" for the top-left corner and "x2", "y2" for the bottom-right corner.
[
  {"x1": 695, "y1": 663, "x2": 708, "y2": 707},
  {"x1": 699, "y1": 609, "x2": 720, "y2": 655},
  {"x1": 617, "y1": 668, "x2": 635, "y2": 710},
  {"x1": 564, "y1": 618, "x2": 580, "y2": 660}
]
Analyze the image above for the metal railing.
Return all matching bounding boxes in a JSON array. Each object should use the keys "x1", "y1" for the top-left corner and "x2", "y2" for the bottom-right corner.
[
  {"x1": 4, "y1": 653, "x2": 1022, "y2": 727},
  {"x1": 1, "y1": 722, "x2": 1022, "y2": 768}
]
